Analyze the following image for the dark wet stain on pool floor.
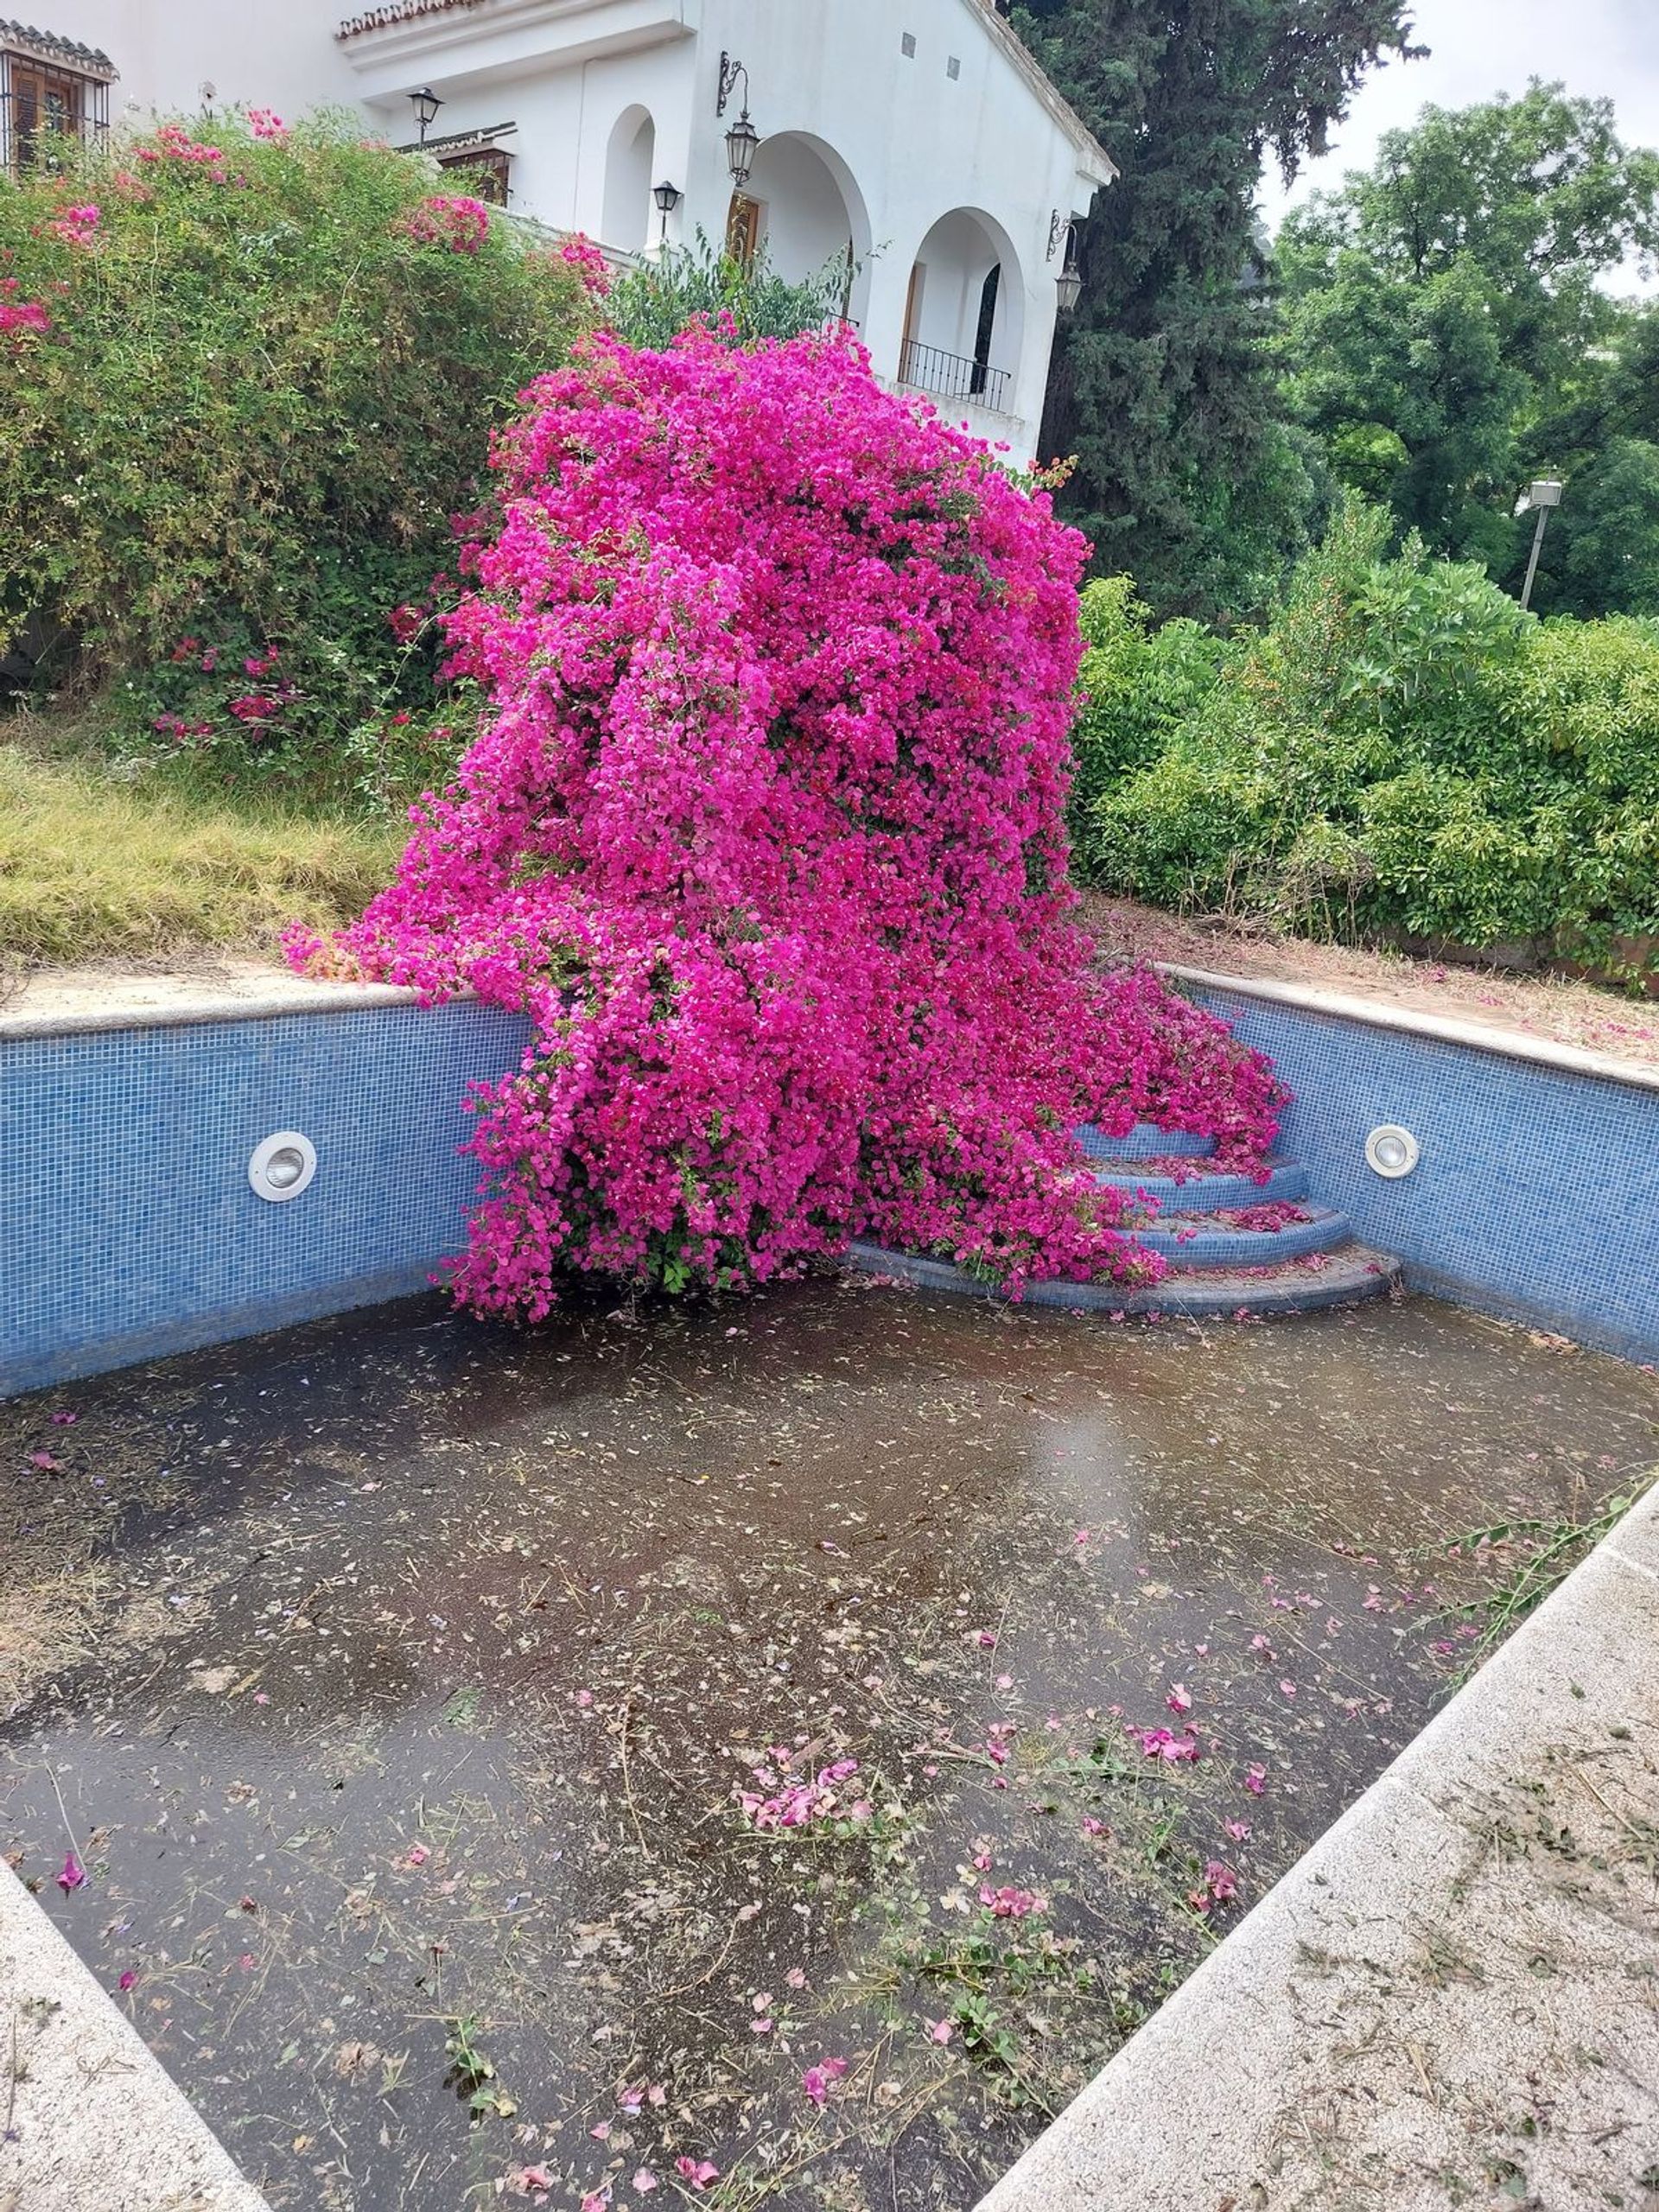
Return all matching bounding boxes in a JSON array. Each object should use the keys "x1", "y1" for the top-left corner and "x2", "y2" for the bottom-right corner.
[{"x1": 3, "y1": 1283, "x2": 1656, "y2": 2210}]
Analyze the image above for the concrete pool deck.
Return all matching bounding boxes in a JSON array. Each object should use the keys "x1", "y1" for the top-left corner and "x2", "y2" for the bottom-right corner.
[
  {"x1": 0, "y1": 1857, "x2": 269, "y2": 2212},
  {"x1": 980, "y1": 1478, "x2": 1659, "y2": 2212}
]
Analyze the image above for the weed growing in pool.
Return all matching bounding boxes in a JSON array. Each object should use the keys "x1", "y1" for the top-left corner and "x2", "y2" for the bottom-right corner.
[
  {"x1": 1434, "y1": 1470, "x2": 1655, "y2": 1678},
  {"x1": 441, "y1": 2012, "x2": 515, "y2": 2122},
  {"x1": 292, "y1": 331, "x2": 1283, "y2": 1313}
]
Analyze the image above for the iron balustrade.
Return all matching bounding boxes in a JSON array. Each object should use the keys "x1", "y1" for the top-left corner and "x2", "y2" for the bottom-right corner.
[{"x1": 897, "y1": 338, "x2": 1012, "y2": 414}]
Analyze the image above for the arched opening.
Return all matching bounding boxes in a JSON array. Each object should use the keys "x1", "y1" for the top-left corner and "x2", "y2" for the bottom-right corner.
[
  {"x1": 899, "y1": 208, "x2": 1025, "y2": 415},
  {"x1": 727, "y1": 130, "x2": 872, "y2": 328},
  {"x1": 601, "y1": 104, "x2": 654, "y2": 254}
]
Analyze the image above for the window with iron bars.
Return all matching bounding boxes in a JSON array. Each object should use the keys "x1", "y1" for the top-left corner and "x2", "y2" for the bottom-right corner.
[{"x1": 2, "y1": 42, "x2": 112, "y2": 175}]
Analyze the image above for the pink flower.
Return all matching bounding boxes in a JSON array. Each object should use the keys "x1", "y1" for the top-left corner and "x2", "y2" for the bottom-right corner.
[
  {"x1": 506, "y1": 2164, "x2": 554, "y2": 2198},
  {"x1": 801, "y1": 2057, "x2": 849, "y2": 2107},
  {"x1": 118, "y1": 1969, "x2": 137, "y2": 1991},
  {"x1": 405, "y1": 1842, "x2": 430, "y2": 1866},
  {"x1": 1166, "y1": 1683, "x2": 1192, "y2": 1714},
  {"x1": 674, "y1": 2159, "x2": 720, "y2": 2188},
  {"x1": 1243, "y1": 1764, "x2": 1267, "y2": 1796},
  {"x1": 1223, "y1": 1818, "x2": 1251, "y2": 1841},
  {"x1": 632, "y1": 2172, "x2": 657, "y2": 2196},
  {"x1": 400, "y1": 194, "x2": 492, "y2": 254},
  {"x1": 58, "y1": 1851, "x2": 86, "y2": 1891},
  {"x1": 926, "y1": 2018, "x2": 953, "y2": 2044},
  {"x1": 228, "y1": 693, "x2": 282, "y2": 724},
  {"x1": 1133, "y1": 1726, "x2": 1199, "y2": 1763},
  {"x1": 557, "y1": 231, "x2": 613, "y2": 296},
  {"x1": 978, "y1": 1885, "x2": 1045, "y2": 1919}
]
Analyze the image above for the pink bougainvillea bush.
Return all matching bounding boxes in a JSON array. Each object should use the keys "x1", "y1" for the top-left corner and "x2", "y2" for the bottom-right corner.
[{"x1": 290, "y1": 330, "x2": 1284, "y2": 1314}]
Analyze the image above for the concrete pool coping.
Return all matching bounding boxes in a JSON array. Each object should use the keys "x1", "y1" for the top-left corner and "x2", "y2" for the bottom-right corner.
[
  {"x1": 1163, "y1": 960, "x2": 1659, "y2": 1095},
  {"x1": 0, "y1": 957, "x2": 422, "y2": 1039},
  {"x1": 0, "y1": 1858, "x2": 270, "y2": 2211},
  {"x1": 977, "y1": 1474, "x2": 1659, "y2": 2211},
  {"x1": 6, "y1": 955, "x2": 1657, "y2": 1099}
]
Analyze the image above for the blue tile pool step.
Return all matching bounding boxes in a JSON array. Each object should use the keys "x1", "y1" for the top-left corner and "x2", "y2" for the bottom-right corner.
[
  {"x1": 1128, "y1": 1203, "x2": 1354, "y2": 1270},
  {"x1": 842, "y1": 1120, "x2": 1401, "y2": 1319},
  {"x1": 1076, "y1": 1122, "x2": 1217, "y2": 1160},
  {"x1": 1093, "y1": 1159, "x2": 1312, "y2": 1210}
]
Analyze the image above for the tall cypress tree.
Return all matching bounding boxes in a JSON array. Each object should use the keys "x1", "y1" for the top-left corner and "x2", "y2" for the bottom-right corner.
[{"x1": 1013, "y1": 0, "x2": 1416, "y2": 620}]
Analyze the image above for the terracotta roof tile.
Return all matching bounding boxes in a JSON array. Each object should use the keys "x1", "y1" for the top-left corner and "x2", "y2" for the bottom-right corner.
[{"x1": 0, "y1": 16, "x2": 116, "y2": 76}]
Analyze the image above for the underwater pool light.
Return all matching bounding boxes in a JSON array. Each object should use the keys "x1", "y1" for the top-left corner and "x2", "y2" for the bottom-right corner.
[
  {"x1": 1364, "y1": 1124, "x2": 1420, "y2": 1179},
  {"x1": 248, "y1": 1130, "x2": 318, "y2": 1203}
]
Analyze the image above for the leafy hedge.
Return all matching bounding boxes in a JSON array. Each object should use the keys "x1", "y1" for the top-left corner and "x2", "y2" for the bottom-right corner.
[
  {"x1": 1071, "y1": 501, "x2": 1659, "y2": 964},
  {"x1": 0, "y1": 112, "x2": 594, "y2": 798}
]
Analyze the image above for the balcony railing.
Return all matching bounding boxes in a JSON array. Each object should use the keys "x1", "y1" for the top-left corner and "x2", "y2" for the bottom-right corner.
[{"x1": 896, "y1": 339, "x2": 1012, "y2": 416}]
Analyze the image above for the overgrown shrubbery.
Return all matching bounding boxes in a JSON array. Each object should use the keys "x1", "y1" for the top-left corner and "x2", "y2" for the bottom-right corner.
[
  {"x1": 294, "y1": 331, "x2": 1283, "y2": 1311},
  {"x1": 602, "y1": 227, "x2": 856, "y2": 351},
  {"x1": 1072, "y1": 500, "x2": 1659, "y2": 966},
  {"x1": 0, "y1": 111, "x2": 594, "y2": 798}
]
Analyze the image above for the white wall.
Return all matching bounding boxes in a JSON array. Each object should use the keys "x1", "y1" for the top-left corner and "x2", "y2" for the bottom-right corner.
[
  {"x1": 37, "y1": 0, "x2": 1111, "y2": 455},
  {"x1": 683, "y1": 0, "x2": 1111, "y2": 454},
  {"x1": 48, "y1": 0, "x2": 358, "y2": 122}
]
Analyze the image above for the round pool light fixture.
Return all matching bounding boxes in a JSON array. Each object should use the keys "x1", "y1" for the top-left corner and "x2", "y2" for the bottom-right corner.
[
  {"x1": 249, "y1": 1130, "x2": 318, "y2": 1204},
  {"x1": 1364, "y1": 1123, "x2": 1419, "y2": 1179}
]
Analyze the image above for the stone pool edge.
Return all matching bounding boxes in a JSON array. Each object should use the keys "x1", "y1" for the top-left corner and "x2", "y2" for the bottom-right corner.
[
  {"x1": 0, "y1": 1858, "x2": 270, "y2": 2211},
  {"x1": 976, "y1": 1475, "x2": 1659, "y2": 2210}
]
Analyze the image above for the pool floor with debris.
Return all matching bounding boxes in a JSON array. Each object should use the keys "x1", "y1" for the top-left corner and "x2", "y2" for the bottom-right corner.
[{"x1": 3, "y1": 1282, "x2": 1656, "y2": 2212}]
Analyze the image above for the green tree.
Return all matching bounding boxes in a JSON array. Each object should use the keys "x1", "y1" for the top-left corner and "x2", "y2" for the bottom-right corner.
[
  {"x1": 1011, "y1": 0, "x2": 1414, "y2": 623},
  {"x1": 1278, "y1": 83, "x2": 1659, "y2": 576}
]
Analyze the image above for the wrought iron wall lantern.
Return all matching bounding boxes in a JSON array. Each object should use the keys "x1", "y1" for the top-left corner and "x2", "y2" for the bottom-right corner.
[
  {"x1": 717, "y1": 50, "x2": 760, "y2": 186},
  {"x1": 1053, "y1": 217, "x2": 1083, "y2": 313}
]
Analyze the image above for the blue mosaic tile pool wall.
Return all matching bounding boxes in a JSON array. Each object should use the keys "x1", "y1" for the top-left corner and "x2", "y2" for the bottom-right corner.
[
  {"x1": 1188, "y1": 987, "x2": 1659, "y2": 1364},
  {"x1": 1, "y1": 1002, "x2": 533, "y2": 1397}
]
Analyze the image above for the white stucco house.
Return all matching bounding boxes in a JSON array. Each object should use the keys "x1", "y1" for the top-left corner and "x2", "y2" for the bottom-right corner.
[{"x1": 12, "y1": 0, "x2": 1114, "y2": 455}]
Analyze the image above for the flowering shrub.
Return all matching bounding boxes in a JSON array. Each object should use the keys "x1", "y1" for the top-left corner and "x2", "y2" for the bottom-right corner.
[
  {"x1": 293, "y1": 333, "x2": 1282, "y2": 1308},
  {"x1": 398, "y1": 194, "x2": 492, "y2": 254},
  {"x1": 556, "y1": 232, "x2": 613, "y2": 297},
  {"x1": 0, "y1": 113, "x2": 593, "y2": 799}
]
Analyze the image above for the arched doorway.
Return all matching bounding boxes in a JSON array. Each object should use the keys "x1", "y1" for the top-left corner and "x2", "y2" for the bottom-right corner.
[
  {"x1": 726, "y1": 130, "x2": 872, "y2": 327},
  {"x1": 899, "y1": 208, "x2": 1024, "y2": 414},
  {"x1": 601, "y1": 105, "x2": 654, "y2": 254}
]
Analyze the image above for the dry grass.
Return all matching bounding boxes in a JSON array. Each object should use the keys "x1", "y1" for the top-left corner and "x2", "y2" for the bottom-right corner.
[
  {"x1": 1084, "y1": 891, "x2": 1659, "y2": 1074},
  {"x1": 0, "y1": 743, "x2": 402, "y2": 969}
]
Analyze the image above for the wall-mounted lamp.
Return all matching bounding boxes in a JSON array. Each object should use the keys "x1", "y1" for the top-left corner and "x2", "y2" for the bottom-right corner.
[
  {"x1": 1055, "y1": 258, "x2": 1082, "y2": 315},
  {"x1": 717, "y1": 51, "x2": 760, "y2": 186},
  {"x1": 409, "y1": 86, "x2": 443, "y2": 143},
  {"x1": 653, "y1": 178, "x2": 683, "y2": 243}
]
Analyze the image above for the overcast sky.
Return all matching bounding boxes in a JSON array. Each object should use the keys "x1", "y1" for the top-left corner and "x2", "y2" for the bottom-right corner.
[{"x1": 1255, "y1": 0, "x2": 1659, "y2": 293}]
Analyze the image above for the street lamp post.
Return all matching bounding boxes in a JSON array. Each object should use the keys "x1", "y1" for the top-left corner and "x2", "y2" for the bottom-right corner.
[{"x1": 1518, "y1": 478, "x2": 1563, "y2": 613}]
